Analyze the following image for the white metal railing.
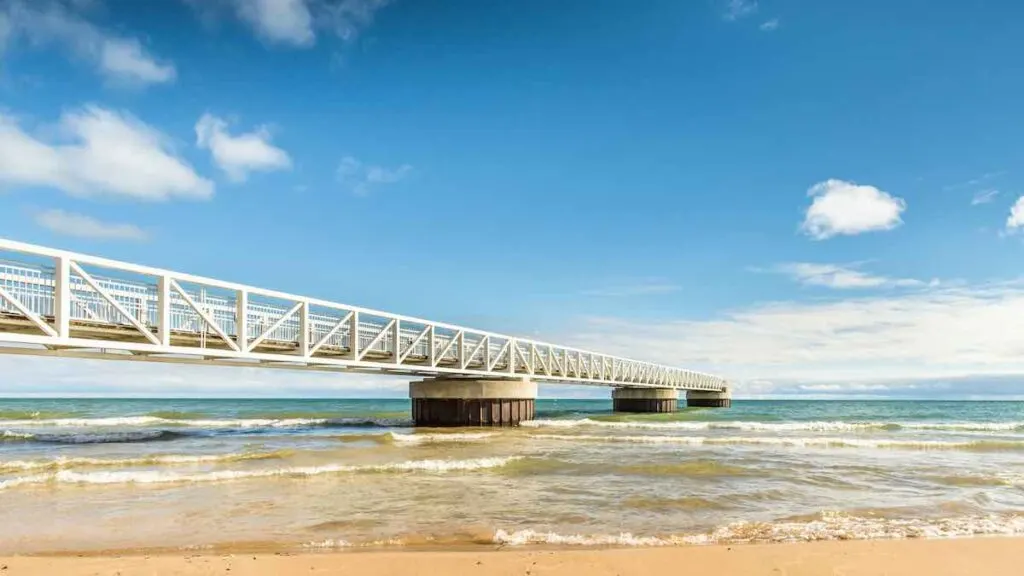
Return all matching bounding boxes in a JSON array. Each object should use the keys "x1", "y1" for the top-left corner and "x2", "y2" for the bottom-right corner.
[{"x1": 0, "y1": 239, "x2": 728, "y2": 391}]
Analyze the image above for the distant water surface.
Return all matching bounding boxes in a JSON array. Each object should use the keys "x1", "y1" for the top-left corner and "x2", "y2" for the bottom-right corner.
[{"x1": 2, "y1": 399, "x2": 1024, "y2": 553}]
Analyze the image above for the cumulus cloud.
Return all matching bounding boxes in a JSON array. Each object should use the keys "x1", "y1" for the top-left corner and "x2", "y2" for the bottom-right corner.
[
  {"x1": 192, "y1": 0, "x2": 392, "y2": 47},
  {"x1": 565, "y1": 280, "x2": 1024, "y2": 394},
  {"x1": 1007, "y1": 196, "x2": 1024, "y2": 232},
  {"x1": 337, "y1": 155, "x2": 412, "y2": 196},
  {"x1": 0, "y1": 105, "x2": 214, "y2": 201},
  {"x1": 195, "y1": 114, "x2": 292, "y2": 182},
  {"x1": 800, "y1": 179, "x2": 906, "y2": 240},
  {"x1": 724, "y1": 0, "x2": 757, "y2": 20},
  {"x1": 759, "y1": 18, "x2": 779, "y2": 31},
  {"x1": 1, "y1": 0, "x2": 175, "y2": 85},
  {"x1": 233, "y1": 0, "x2": 315, "y2": 46},
  {"x1": 33, "y1": 209, "x2": 148, "y2": 241},
  {"x1": 768, "y1": 262, "x2": 931, "y2": 290}
]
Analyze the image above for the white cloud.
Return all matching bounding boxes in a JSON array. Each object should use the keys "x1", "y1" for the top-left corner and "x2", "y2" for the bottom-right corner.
[
  {"x1": 971, "y1": 189, "x2": 999, "y2": 205},
  {"x1": 0, "y1": 105, "x2": 214, "y2": 201},
  {"x1": 233, "y1": 0, "x2": 314, "y2": 46},
  {"x1": 724, "y1": 0, "x2": 757, "y2": 20},
  {"x1": 1, "y1": 1, "x2": 175, "y2": 85},
  {"x1": 769, "y1": 262, "x2": 930, "y2": 289},
  {"x1": 337, "y1": 155, "x2": 412, "y2": 196},
  {"x1": 34, "y1": 209, "x2": 148, "y2": 241},
  {"x1": 198, "y1": 0, "x2": 392, "y2": 47},
  {"x1": 800, "y1": 179, "x2": 906, "y2": 240},
  {"x1": 564, "y1": 280, "x2": 1024, "y2": 393},
  {"x1": 320, "y1": 0, "x2": 391, "y2": 41},
  {"x1": 195, "y1": 114, "x2": 292, "y2": 182},
  {"x1": 1007, "y1": 196, "x2": 1024, "y2": 232},
  {"x1": 759, "y1": 18, "x2": 779, "y2": 31}
]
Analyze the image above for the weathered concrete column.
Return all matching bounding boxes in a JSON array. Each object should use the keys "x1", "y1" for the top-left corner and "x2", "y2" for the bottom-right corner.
[
  {"x1": 686, "y1": 387, "x2": 732, "y2": 408},
  {"x1": 410, "y1": 378, "x2": 537, "y2": 427},
  {"x1": 612, "y1": 387, "x2": 679, "y2": 413}
]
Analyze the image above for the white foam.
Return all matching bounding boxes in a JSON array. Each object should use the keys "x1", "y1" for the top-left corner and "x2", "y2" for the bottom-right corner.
[
  {"x1": 1, "y1": 416, "x2": 330, "y2": 428},
  {"x1": 532, "y1": 433, "x2": 1022, "y2": 450},
  {"x1": 0, "y1": 451, "x2": 284, "y2": 472},
  {"x1": 0, "y1": 474, "x2": 50, "y2": 490},
  {"x1": 493, "y1": 512, "x2": 1024, "y2": 547},
  {"x1": 388, "y1": 432, "x2": 497, "y2": 445},
  {"x1": 1, "y1": 430, "x2": 33, "y2": 440},
  {"x1": 0, "y1": 456, "x2": 522, "y2": 488},
  {"x1": 524, "y1": 419, "x2": 1024, "y2": 433}
]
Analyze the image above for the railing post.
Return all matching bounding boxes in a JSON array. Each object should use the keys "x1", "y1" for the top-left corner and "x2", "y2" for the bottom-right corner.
[
  {"x1": 427, "y1": 326, "x2": 435, "y2": 366},
  {"x1": 157, "y1": 275, "x2": 171, "y2": 347},
  {"x1": 349, "y1": 310, "x2": 360, "y2": 359},
  {"x1": 53, "y1": 256, "x2": 71, "y2": 339},
  {"x1": 299, "y1": 301, "x2": 309, "y2": 357},
  {"x1": 509, "y1": 339, "x2": 516, "y2": 374},
  {"x1": 392, "y1": 319, "x2": 401, "y2": 364},
  {"x1": 236, "y1": 290, "x2": 248, "y2": 352}
]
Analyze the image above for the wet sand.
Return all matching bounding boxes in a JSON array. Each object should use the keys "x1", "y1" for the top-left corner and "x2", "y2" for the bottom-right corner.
[{"x1": 2, "y1": 538, "x2": 1021, "y2": 576}]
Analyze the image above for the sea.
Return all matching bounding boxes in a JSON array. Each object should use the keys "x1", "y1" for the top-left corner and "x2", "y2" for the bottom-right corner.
[{"x1": 2, "y1": 398, "x2": 1024, "y2": 554}]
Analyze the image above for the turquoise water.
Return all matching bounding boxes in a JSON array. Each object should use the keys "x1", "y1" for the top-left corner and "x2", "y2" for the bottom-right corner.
[{"x1": 3, "y1": 399, "x2": 1024, "y2": 553}]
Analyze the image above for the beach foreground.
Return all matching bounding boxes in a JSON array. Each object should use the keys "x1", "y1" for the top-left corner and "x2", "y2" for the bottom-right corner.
[{"x1": 3, "y1": 538, "x2": 1022, "y2": 576}]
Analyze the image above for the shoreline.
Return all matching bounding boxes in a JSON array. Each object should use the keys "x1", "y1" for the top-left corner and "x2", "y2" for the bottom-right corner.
[{"x1": 3, "y1": 537, "x2": 1023, "y2": 575}]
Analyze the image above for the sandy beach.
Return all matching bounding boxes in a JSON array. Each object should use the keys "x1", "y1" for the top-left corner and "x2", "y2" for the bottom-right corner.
[{"x1": 2, "y1": 538, "x2": 1021, "y2": 576}]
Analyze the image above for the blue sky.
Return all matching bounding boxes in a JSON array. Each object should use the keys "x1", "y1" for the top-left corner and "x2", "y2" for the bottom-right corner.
[{"x1": 1, "y1": 0, "x2": 1024, "y2": 398}]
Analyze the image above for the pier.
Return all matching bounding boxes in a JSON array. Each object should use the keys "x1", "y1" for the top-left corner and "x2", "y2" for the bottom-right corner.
[{"x1": 0, "y1": 238, "x2": 730, "y2": 426}]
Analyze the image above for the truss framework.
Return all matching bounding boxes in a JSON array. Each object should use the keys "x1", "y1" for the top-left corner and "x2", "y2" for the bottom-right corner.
[{"x1": 0, "y1": 238, "x2": 728, "y2": 391}]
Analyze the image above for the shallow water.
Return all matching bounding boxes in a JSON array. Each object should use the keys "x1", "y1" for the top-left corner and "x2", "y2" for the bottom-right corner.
[{"x1": 2, "y1": 399, "x2": 1024, "y2": 553}]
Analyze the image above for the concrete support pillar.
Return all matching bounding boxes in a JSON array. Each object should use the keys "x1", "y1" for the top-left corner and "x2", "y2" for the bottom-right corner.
[
  {"x1": 612, "y1": 387, "x2": 679, "y2": 413},
  {"x1": 410, "y1": 378, "x2": 537, "y2": 427},
  {"x1": 686, "y1": 387, "x2": 732, "y2": 408}
]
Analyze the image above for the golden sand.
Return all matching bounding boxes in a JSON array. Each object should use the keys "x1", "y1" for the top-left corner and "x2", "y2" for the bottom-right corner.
[{"x1": 2, "y1": 537, "x2": 1021, "y2": 576}]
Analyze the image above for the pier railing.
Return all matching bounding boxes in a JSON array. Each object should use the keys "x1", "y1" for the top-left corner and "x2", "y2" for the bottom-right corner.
[{"x1": 0, "y1": 238, "x2": 728, "y2": 391}]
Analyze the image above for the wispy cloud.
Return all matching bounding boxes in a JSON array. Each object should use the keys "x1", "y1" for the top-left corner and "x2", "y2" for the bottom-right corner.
[
  {"x1": 723, "y1": 0, "x2": 758, "y2": 20},
  {"x1": 759, "y1": 18, "x2": 779, "y2": 31},
  {"x1": 0, "y1": 105, "x2": 213, "y2": 201},
  {"x1": 195, "y1": 114, "x2": 292, "y2": 182},
  {"x1": 800, "y1": 179, "x2": 906, "y2": 240},
  {"x1": 944, "y1": 170, "x2": 1007, "y2": 191},
  {"x1": 337, "y1": 155, "x2": 412, "y2": 196},
  {"x1": 34, "y1": 209, "x2": 148, "y2": 241},
  {"x1": 1, "y1": 0, "x2": 175, "y2": 85},
  {"x1": 564, "y1": 279, "x2": 1024, "y2": 394},
  {"x1": 581, "y1": 281, "x2": 680, "y2": 298},
  {"x1": 971, "y1": 189, "x2": 999, "y2": 206},
  {"x1": 765, "y1": 262, "x2": 933, "y2": 290}
]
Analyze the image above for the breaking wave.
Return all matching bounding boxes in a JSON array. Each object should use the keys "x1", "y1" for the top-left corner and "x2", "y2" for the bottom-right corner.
[
  {"x1": 524, "y1": 419, "x2": 1024, "y2": 433},
  {"x1": 0, "y1": 450, "x2": 291, "y2": 473},
  {"x1": 0, "y1": 456, "x2": 522, "y2": 490},
  {"x1": 493, "y1": 512, "x2": 1024, "y2": 546},
  {"x1": 388, "y1": 432, "x2": 497, "y2": 445},
  {"x1": 1, "y1": 416, "x2": 410, "y2": 429},
  {"x1": 1, "y1": 430, "x2": 189, "y2": 444},
  {"x1": 531, "y1": 434, "x2": 1024, "y2": 451}
]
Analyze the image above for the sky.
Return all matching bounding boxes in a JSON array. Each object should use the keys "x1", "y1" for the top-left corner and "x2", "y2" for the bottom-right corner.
[{"x1": 1, "y1": 0, "x2": 1024, "y2": 399}]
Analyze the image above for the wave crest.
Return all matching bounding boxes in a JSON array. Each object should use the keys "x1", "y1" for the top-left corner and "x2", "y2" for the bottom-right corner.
[
  {"x1": 532, "y1": 434, "x2": 1024, "y2": 451},
  {"x1": 0, "y1": 457, "x2": 521, "y2": 490},
  {"x1": 493, "y1": 512, "x2": 1024, "y2": 546}
]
